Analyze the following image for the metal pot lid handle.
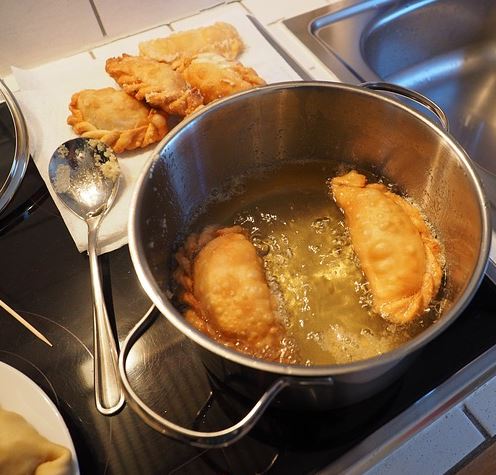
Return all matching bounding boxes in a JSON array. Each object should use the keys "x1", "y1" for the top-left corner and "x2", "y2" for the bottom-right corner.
[
  {"x1": 118, "y1": 305, "x2": 333, "y2": 448},
  {"x1": 361, "y1": 81, "x2": 449, "y2": 132}
]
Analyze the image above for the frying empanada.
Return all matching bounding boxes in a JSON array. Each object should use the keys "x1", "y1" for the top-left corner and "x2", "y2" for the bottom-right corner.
[
  {"x1": 105, "y1": 54, "x2": 203, "y2": 116},
  {"x1": 67, "y1": 87, "x2": 168, "y2": 153},
  {"x1": 330, "y1": 170, "x2": 443, "y2": 324},
  {"x1": 174, "y1": 226, "x2": 294, "y2": 363},
  {"x1": 179, "y1": 53, "x2": 266, "y2": 104},
  {"x1": 139, "y1": 22, "x2": 244, "y2": 69}
]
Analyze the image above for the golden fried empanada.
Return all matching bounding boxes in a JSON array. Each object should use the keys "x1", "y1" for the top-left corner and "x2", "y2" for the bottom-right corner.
[
  {"x1": 330, "y1": 170, "x2": 443, "y2": 324},
  {"x1": 67, "y1": 87, "x2": 168, "y2": 153},
  {"x1": 105, "y1": 54, "x2": 203, "y2": 116},
  {"x1": 174, "y1": 226, "x2": 293, "y2": 362},
  {"x1": 179, "y1": 53, "x2": 266, "y2": 104},
  {"x1": 139, "y1": 22, "x2": 244, "y2": 69}
]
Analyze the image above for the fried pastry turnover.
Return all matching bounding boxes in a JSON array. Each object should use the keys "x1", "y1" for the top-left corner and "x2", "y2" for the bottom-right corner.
[
  {"x1": 105, "y1": 54, "x2": 203, "y2": 116},
  {"x1": 330, "y1": 170, "x2": 443, "y2": 324},
  {"x1": 179, "y1": 53, "x2": 266, "y2": 104},
  {"x1": 139, "y1": 22, "x2": 244, "y2": 69},
  {"x1": 173, "y1": 226, "x2": 293, "y2": 362},
  {"x1": 67, "y1": 87, "x2": 168, "y2": 153}
]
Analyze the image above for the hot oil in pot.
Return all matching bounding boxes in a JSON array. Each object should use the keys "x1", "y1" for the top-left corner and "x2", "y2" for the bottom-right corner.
[{"x1": 189, "y1": 161, "x2": 444, "y2": 365}]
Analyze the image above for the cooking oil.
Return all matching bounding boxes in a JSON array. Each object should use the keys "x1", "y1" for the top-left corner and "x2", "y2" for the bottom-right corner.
[{"x1": 189, "y1": 161, "x2": 444, "y2": 365}]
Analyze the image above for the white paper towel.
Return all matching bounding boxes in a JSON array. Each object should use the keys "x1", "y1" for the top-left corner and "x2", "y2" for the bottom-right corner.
[{"x1": 13, "y1": 3, "x2": 301, "y2": 254}]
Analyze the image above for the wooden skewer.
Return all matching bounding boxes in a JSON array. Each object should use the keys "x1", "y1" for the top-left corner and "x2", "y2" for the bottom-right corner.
[{"x1": 0, "y1": 298, "x2": 53, "y2": 347}]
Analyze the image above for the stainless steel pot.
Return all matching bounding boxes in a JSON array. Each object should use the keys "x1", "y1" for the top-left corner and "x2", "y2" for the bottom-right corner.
[{"x1": 123, "y1": 81, "x2": 491, "y2": 448}]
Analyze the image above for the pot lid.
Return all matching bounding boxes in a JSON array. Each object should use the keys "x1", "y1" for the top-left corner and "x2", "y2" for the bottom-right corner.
[{"x1": 0, "y1": 79, "x2": 29, "y2": 214}]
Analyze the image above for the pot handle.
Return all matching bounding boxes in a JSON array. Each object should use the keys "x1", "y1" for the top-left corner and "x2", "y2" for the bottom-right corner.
[
  {"x1": 361, "y1": 81, "x2": 449, "y2": 132},
  {"x1": 118, "y1": 305, "x2": 333, "y2": 449}
]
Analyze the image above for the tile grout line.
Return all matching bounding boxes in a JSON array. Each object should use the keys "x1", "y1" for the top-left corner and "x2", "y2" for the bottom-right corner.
[
  {"x1": 445, "y1": 436, "x2": 496, "y2": 474},
  {"x1": 444, "y1": 404, "x2": 494, "y2": 473},
  {"x1": 462, "y1": 403, "x2": 492, "y2": 440},
  {"x1": 88, "y1": 0, "x2": 108, "y2": 37}
]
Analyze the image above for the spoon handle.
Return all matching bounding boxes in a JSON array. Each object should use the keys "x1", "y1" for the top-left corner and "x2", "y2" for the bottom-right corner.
[{"x1": 87, "y1": 216, "x2": 125, "y2": 416}]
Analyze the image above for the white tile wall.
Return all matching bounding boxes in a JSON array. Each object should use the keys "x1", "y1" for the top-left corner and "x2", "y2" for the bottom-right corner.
[
  {"x1": 0, "y1": 0, "x2": 229, "y2": 77},
  {"x1": 366, "y1": 406, "x2": 485, "y2": 475},
  {"x1": 364, "y1": 407, "x2": 485, "y2": 475},
  {"x1": 0, "y1": 0, "x2": 103, "y2": 76},
  {"x1": 465, "y1": 376, "x2": 496, "y2": 437},
  {"x1": 242, "y1": 0, "x2": 328, "y2": 24},
  {"x1": 0, "y1": 0, "x2": 338, "y2": 82},
  {"x1": 92, "y1": 0, "x2": 221, "y2": 38}
]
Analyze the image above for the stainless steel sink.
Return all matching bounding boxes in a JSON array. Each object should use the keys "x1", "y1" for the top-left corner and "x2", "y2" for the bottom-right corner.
[{"x1": 284, "y1": 0, "x2": 496, "y2": 203}]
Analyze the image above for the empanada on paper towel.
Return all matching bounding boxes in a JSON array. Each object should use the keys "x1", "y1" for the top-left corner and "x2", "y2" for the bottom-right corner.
[
  {"x1": 105, "y1": 55, "x2": 203, "y2": 116},
  {"x1": 179, "y1": 53, "x2": 266, "y2": 104},
  {"x1": 67, "y1": 87, "x2": 168, "y2": 153},
  {"x1": 139, "y1": 22, "x2": 244, "y2": 68},
  {"x1": 330, "y1": 170, "x2": 443, "y2": 324},
  {"x1": 0, "y1": 407, "x2": 71, "y2": 475}
]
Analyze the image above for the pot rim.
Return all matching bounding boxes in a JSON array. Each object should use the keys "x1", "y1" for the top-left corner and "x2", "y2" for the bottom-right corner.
[{"x1": 128, "y1": 80, "x2": 492, "y2": 377}]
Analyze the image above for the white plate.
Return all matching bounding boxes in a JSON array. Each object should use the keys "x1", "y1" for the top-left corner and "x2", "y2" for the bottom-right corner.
[{"x1": 0, "y1": 362, "x2": 79, "y2": 474}]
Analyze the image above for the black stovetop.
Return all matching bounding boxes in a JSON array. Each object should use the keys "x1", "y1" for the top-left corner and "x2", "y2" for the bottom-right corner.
[{"x1": 1, "y1": 104, "x2": 496, "y2": 475}]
